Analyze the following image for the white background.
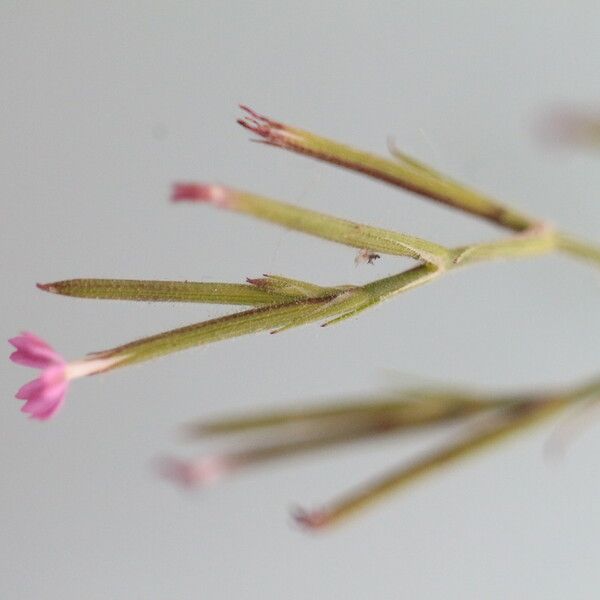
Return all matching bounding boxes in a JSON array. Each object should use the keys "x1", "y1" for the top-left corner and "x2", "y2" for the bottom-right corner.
[{"x1": 2, "y1": 2, "x2": 600, "y2": 598}]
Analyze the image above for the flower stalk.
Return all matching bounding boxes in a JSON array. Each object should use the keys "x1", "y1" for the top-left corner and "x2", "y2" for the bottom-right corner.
[
  {"x1": 17, "y1": 106, "x2": 600, "y2": 408},
  {"x1": 20, "y1": 107, "x2": 600, "y2": 409},
  {"x1": 10, "y1": 105, "x2": 600, "y2": 527}
]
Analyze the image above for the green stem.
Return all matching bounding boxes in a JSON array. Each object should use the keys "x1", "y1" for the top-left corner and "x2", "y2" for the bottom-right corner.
[
  {"x1": 82, "y1": 227, "x2": 574, "y2": 370},
  {"x1": 188, "y1": 393, "x2": 510, "y2": 436},
  {"x1": 305, "y1": 398, "x2": 569, "y2": 528},
  {"x1": 557, "y1": 233, "x2": 600, "y2": 267},
  {"x1": 225, "y1": 189, "x2": 450, "y2": 265},
  {"x1": 91, "y1": 288, "x2": 372, "y2": 368},
  {"x1": 239, "y1": 107, "x2": 535, "y2": 231},
  {"x1": 362, "y1": 264, "x2": 441, "y2": 300}
]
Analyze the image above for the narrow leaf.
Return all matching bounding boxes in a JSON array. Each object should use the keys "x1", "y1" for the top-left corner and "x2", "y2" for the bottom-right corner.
[
  {"x1": 38, "y1": 278, "x2": 298, "y2": 305},
  {"x1": 173, "y1": 184, "x2": 450, "y2": 266}
]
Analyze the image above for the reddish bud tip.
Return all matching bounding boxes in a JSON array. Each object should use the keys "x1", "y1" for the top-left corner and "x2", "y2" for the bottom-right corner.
[
  {"x1": 291, "y1": 507, "x2": 330, "y2": 530},
  {"x1": 36, "y1": 282, "x2": 57, "y2": 293},
  {"x1": 171, "y1": 183, "x2": 232, "y2": 207}
]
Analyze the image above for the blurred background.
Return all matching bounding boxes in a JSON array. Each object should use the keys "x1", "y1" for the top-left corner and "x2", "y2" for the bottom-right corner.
[{"x1": 2, "y1": 2, "x2": 600, "y2": 598}]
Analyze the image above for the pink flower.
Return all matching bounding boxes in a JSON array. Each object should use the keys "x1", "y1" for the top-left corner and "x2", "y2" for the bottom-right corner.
[
  {"x1": 9, "y1": 332, "x2": 122, "y2": 421},
  {"x1": 157, "y1": 455, "x2": 236, "y2": 489}
]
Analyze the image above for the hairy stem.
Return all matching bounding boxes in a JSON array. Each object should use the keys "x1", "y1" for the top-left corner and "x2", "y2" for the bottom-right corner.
[{"x1": 238, "y1": 106, "x2": 536, "y2": 231}]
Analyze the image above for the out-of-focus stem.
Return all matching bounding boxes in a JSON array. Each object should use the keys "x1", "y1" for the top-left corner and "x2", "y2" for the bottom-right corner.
[
  {"x1": 557, "y1": 234, "x2": 600, "y2": 268},
  {"x1": 188, "y1": 393, "x2": 512, "y2": 437},
  {"x1": 297, "y1": 398, "x2": 570, "y2": 529},
  {"x1": 186, "y1": 418, "x2": 441, "y2": 478}
]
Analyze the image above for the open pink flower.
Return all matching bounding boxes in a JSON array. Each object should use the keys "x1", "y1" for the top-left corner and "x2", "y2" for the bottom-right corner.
[{"x1": 9, "y1": 332, "x2": 121, "y2": 420}]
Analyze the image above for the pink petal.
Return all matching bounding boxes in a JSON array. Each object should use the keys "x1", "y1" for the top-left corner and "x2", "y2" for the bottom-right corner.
[
  {"x1": 9, "y1": 332, "x2": 64, "y2": 368},
  {"x1": 9, "y1": 331, "x2": 54, "y2": 352},
  {"x1": 21, "y1": 383, "x2": 67, "y2": 420},
  {"x1": 15, "y1": 377, "x2": 46, "y2": 400},
  {"x1": 15, "y1": 364, "x2": 69, "y2": 421}
]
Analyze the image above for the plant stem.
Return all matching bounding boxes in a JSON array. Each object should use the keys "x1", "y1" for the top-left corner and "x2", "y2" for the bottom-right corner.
[
  {"x1": 299, "y1": 398, "x2": 570, "y2": 529},
  {"x1": 238, "y1": 106, "x2": 536, "y2": 231},
  {"x1": 557, "y1": 233, "x2": 600, "y2": 267}
]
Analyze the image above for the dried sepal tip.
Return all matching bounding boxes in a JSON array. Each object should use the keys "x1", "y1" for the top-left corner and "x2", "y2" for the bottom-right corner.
[{"x1": 237, "y1": 105, "x2": 301, "y2": 147}]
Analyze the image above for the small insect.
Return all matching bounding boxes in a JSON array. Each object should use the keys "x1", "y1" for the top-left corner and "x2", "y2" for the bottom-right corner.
[{"x1": 355, "y1": 248, "x2": 381, "y2": 265}]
